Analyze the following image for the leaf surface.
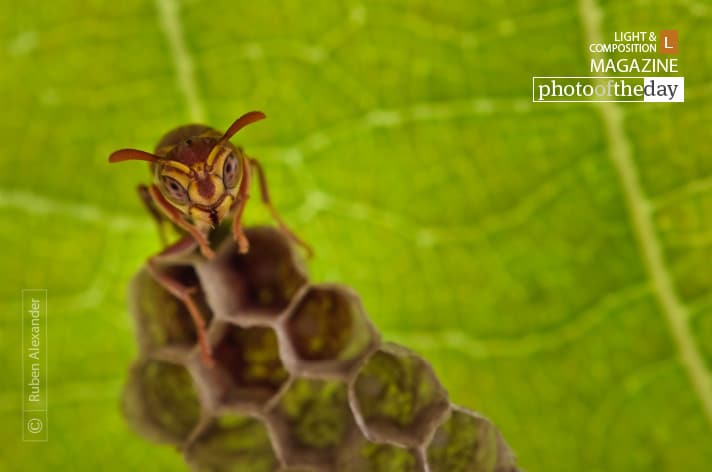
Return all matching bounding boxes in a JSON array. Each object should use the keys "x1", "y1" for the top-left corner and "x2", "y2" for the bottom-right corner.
[{"x1": 1, "y1": 0, "x2": 710, "y2": 470}]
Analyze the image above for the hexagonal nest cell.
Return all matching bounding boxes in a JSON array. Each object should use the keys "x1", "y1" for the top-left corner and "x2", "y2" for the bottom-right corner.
[
  {"x1": 190, "y1": 322, "x2": 289, "y2": 413},
  {"x1": 280, "y1": 284, "x2": 379, "y2": 378},
  {"x1": 266, "y1": 378, "x2": 361, "y2": 469},
  {"x1": 121, "y1": 224, "x2": 519, "y2": 471},
  {"x1": 195, "y1": 226, "x2": 308, "y2": 324},
  {"x1": 426, "y1": 406, "x2": 518, "y2": 472},
  {"x1": 129, "y1": 265, "x2": 213, "y2": 361},
  {"x1": 338, "y1": 437, "x2": 423, "y2": 472},
  {"x1": 184, "y1": 412, "x2": 280, "y2": 472},
  {"x1": 122, "y1": 358, "x2": 201, "y2": 446},
  {"x1": 350, "y1": 343, "x2": 450, "y2": 448}
]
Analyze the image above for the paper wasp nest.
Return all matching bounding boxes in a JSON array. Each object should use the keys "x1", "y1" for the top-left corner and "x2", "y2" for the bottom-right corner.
[{"x1": 122, "y1": 225, "x2": 519, "y2": 471}]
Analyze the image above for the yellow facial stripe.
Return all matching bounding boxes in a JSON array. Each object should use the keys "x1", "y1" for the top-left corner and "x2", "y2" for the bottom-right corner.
[
  {"x1": 160, "y1": 168, "x2": 192, "y2": 188},
  {"x1": 206, "y1": 145, "x2": 230, "y2": 168},
  {"x1": 188, "y1": 175, "x2": 225, "y2": 206},
  {"x1": 162, "y1": 160, "x2": 191, "y2": 174}
]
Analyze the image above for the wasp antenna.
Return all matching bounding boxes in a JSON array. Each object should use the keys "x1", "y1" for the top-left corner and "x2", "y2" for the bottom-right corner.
[
  {"x1": 109, "y1": 149, "x2": 192, "y2": 173},
  {"x1": 108, "y1": 149, "x2": 161, "y2": 164},
  {"x1": 219, "y1": 111, "x2": 266, "y2": 145}
]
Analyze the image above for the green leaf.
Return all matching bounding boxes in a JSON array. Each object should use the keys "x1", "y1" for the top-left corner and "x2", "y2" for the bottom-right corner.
[{"x1": 1, "y1": 0, "x2": 710, "y2": 470}]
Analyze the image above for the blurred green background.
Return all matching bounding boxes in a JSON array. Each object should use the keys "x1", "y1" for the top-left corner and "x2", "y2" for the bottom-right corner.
[{"x1": 2, "y1": 0, "x2": 711, "y2": 470}]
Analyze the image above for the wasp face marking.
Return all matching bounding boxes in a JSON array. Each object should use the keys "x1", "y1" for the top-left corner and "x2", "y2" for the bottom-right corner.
[{"x1": 196, "y1": 175, "x2": 216, "y2": 200}]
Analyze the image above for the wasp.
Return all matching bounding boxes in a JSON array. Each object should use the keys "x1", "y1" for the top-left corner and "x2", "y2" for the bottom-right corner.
[{"x1": 109, "y1": 111, "x2": 311, "y2": 366}]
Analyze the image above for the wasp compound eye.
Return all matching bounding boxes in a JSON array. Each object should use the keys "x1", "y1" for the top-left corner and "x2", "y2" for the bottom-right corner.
[
  {"x1": 161, "y1": 175, "x2": 189, "y2": 205},
  {"x1": 222, "y1": 153, "x2": 239, "y2": 188}
]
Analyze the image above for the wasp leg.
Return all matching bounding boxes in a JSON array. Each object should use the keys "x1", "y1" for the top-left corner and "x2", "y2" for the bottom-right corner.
[
  {"x1": 147, "y1": 240, "x2": 214, "y2": 367},
  {"x1": 230, "y1": 156, "x2": 252, "y2": 254},
  {"x1": 231, "y1": 196, "x2": 250, "y2": 254},
  {"x1": 249, "y1": 157, "x2": 314, "y2": 257},
  {"x1": 147, "y1": 184, "x2": 216, "y2": 259},
  {"x1": 138, "y1": 184, "x2": 168, "y2": 246}
]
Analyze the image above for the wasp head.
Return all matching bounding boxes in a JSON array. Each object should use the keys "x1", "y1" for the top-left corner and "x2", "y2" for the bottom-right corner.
[{"x1": 109, "y1": 111, "x2": 265, "y2": 230}]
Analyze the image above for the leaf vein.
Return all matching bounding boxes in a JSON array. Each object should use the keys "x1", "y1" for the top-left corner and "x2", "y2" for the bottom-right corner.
[
  {"x1": 155, "y1": 0, "x2": 206, "y2": 122},
  {"x1": 579, "y1": 0, "x2": 712, "y2": 428},
  {"x1": 0, "y1": 187, "x2": 147, "y2": 232}
]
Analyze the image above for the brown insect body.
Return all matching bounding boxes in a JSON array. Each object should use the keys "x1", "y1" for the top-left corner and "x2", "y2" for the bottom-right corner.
[
  {"x1": 154, "y1": 123, "x2": 215, "y2": 151},
  {"x1": 109, "y1": 111, "x2": 311, "y2": 367}
]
